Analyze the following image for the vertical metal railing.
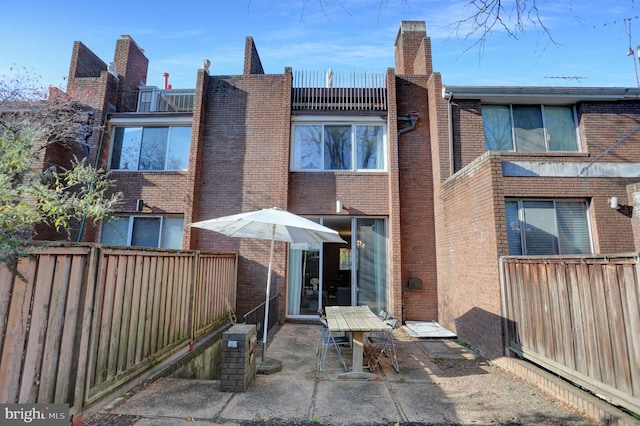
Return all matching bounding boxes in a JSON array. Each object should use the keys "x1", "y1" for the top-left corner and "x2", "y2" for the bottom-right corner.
[
  {"x1": 116, "y1": 89, "x2": 195, "y2": 113},
  {"x1": 292, "y1": 70, "x2": 387, "y2": 111}
]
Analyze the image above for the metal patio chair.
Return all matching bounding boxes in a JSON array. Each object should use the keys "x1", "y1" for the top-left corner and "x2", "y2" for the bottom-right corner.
[
  {"x1": 317, "y1": 317, "x2": 349, "y2": 372},
  {"x1": 367, "y1": 317, "x2": 400, "y2": 373}
]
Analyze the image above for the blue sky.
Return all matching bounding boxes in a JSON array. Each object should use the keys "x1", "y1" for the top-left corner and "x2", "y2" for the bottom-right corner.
[{"x1": 3, "y1": 1, "x2": 640, "y2": 90}]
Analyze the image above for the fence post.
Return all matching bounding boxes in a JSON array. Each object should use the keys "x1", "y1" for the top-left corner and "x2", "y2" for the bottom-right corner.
[
  {"x1": 498, "y1": 257, "x2": 510, "y2": 357},
  {"x1": 188, "y1": 251, "x2": 199, "y2": 351},
  {"x1": 71, "y1": 245, "x2": 100, "y2": 422}
]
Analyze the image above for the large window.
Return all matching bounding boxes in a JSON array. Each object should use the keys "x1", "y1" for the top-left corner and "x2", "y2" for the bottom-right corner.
[
  {"x1": 292, "y1": 123, "x2": 386, "y2": 171},
  {"x1": 110, "y1": 126, "x2": 191, "y2": 171},
  {"x1": 505, "y1": 200, "x2": 591, "y2": 255},
  {"x1": 100, "y1": 216, "x2": 184, "y2": 249},
  {"x1": 482, "y1": 105, "x2": 579, "y2": 152}
]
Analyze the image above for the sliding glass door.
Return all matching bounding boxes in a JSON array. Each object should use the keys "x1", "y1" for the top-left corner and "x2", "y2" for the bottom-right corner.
[
  {"x1": 355, "y1": 218, "x2": 387, "y2": 314},
  {"x1": 287, "y1": 245, "x2": 321, "y2": 316},
  {"x1": 286, "y1": 217, "x2": 388, "y2": 318}
]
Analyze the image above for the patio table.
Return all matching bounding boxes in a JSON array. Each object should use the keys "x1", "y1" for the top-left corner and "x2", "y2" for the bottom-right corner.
[{"x1": 325, "y1": 305, "x2": 391, "y2": 376}]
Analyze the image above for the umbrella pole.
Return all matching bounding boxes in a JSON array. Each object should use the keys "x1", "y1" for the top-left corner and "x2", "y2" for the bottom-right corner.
[{"x1": 262, "y1": 226, "x2": 276, "y2": 361}]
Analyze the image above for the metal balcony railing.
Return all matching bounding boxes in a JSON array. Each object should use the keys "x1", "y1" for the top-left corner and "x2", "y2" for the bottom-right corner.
[
  {"x1": 292, "y1": 70, "x2": 387, "y2": 111},
  {"x1": 117, "y1": 88, "x2": 195, "y2": 113},
  {"x1": 137, "y1": 88, "x2": 195, "y2": 112}
]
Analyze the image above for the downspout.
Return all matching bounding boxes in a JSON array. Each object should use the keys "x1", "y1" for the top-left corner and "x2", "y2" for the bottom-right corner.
[
  {"x1": 397, "y1": 114, "x2": 419, "y2": 137},
  {"x1": 444, "y1": 88, "x2": 454, "y2": 176},
  {"x1": 76, "y1": 112, "x2": 109, "y2": 242}
]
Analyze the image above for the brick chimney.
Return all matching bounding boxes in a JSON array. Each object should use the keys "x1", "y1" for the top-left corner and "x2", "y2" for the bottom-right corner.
[
  {"x1": 394, "y1": 21, "x2": 432, "y2": 76},
  {"x1": 114, "y1": 35, "x2": 149, "y2": 91}
]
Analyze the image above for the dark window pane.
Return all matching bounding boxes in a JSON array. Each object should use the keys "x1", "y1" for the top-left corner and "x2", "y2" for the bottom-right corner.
[
  {"x1": 545, "y1": 106, "x2": 578, "y2": 151},
  {"x1": 139, "y1": 127, "x2": 168, "y2": 170},
  {"x1": 100, "y1": 217, "x2": 129, "y2": 245},
  {"x1": 167, "y1": 126, "x2": 191, "y2": 170},
  {"x1": 556, "y1": 202, "x2": 590, "y2": 254},
  {"x1": 111, "y1": 127, "x2": 142, "y2": 170},
  {"x1": 522, "y1": 201, "x2": 558, "y2": 255},
  {"x1": 160, "y1": 217, "x2": 184, "y2": 249},
  {"x1": 356, "y1": 125, "x2": 384, "y2": 169},
  {"x1": 293, "y1": 125, "x2": 322, "y2": 170},
  {"x1": 131, "y1": 217, "x2": 161, "y2": 248},
  {"x1": 324, "y1": 125, "x2": 351, "y2": 170},
  {"x1": 483, "y1": 105, "x2": 514, "y2": 151},
  {"x1": 513, "y1": 106, "x2": 545, "y2": 152}
]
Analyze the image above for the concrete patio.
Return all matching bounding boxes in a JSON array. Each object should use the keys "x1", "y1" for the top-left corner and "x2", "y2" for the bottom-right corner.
[{"x1": 82, "y1": 323, "x2": 634, "y2": 425}]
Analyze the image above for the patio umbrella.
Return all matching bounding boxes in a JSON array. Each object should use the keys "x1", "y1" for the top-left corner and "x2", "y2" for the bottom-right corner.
[{"x1": 190, "y1": 207, "x2": 346, "y2": 360}]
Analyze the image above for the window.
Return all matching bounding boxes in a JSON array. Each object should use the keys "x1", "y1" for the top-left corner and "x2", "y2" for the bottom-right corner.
[
  {"x1": 482, "y1": 105, "x2": 579, "y2": 152},
  {"x1": 292, "y1": 123, "x2": 386, "y2": 171},
  {"x1": 100, "y1": 216, "x2": 184, "y2": 249},
  {"x1": 110, "y1": 126, "x2": 191, "y2": 171},
  {"x1": 505, "y1": 200, "x2": 591, "y2": 255}
]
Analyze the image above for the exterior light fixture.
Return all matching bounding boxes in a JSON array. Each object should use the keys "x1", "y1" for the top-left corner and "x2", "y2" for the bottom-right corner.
[
  {"x1": 609, "y1": 197, "x2": 619, "y2": 209},
  {"x1": 336, "y1": 200, "x2": 343, "y2": 213},
  {"x1": 609, "y1": 197, "x2": 633, "y2": 217},
  {"x1": 136, "y1": 199, "x2": 148, "y2": 212}
]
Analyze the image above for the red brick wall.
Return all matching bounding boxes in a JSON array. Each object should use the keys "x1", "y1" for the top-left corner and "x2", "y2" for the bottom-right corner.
[
  {"x1": 450, "y1": 99, "x2": 484, "y2": 172},
  {"x1": 243, "y1": 37, "x2": 264, "y2": 75},
  {"x1": 288, "y1": 173, "x2": 389, "y2": 215},
  {"x1": 113, "y1": 36, "x2": 148, "y2": 91},
  {"x1": 412, "y1": 37, "x2": 432, "y2": 76},
  {"x1": 446, "y1": 98, "x2": 639, "y2": 255},
  {"x1": 435, "y1": 154, "x2": 505, "y2": 358},
  {"x1": 451, "y1": 99, "x2": 640, "y2": 172},
  {"x1": 191, "y1": 73, "x2": 292, "y2": 317},
  {"x1": 394, "y1": 21, "x2": 428, "y2": 75},
  {"x1": 395, "y1": 75, "x2": 438, "y2": 321},
  {"x1": 433, "y1": 92, "x2": 640, "y2": 357},
  {"x1": 108, "y1": 171, "x2": 192, "y2": 214},
  {"x1": 578, "y1": 101, "x2": 640, "y2": 161},
  {"x1": 68, "y1": 42, "x2": 106, "y2": 79},
  {"x1": 386, "y1": 68, "x2": 402, "y2": 320},
  {"x1": 66, "y1": 37, "x2": 151, "y2": 244},
  {"x1": 111, "y1": 36, "x2": 148, "y2": 113},
  {"x1": 184, "y1": 68, "x2": 210, "y2": 249}
]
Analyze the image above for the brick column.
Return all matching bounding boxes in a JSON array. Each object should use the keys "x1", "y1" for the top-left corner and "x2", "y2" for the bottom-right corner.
[{"x1": 220, "y1": 324, "x2": 257, "y2": 392}]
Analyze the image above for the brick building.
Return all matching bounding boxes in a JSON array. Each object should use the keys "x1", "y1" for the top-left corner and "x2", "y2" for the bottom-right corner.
[{"x1": 62, "y1": 21, "x2": 640, "y2": 357}]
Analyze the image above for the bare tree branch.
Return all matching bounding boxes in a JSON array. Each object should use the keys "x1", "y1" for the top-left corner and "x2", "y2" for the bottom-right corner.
[{"x1": 451, "y1": 0, "x2": 557, "y2": 56}]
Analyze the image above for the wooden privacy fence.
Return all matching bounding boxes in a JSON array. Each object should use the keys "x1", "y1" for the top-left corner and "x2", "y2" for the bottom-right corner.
[
  {"x1": 500, "y1": 254, "x2": 640, "y2": 415},
  {"x1": 0, "y1": 243, "x2": 237, "y2": 419}
]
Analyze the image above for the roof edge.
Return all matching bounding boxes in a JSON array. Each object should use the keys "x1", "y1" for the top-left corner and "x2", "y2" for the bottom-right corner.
[{"x1": 442, "y1": 85, "x2": 640, "y2": 103}]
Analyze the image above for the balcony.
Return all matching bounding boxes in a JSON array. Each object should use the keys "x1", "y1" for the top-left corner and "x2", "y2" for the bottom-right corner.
[
  {"x1": 292, "y1": 70, "x2": 387, "y2": 112},
  {"x1": 118, "y1": 87, "x2": 195, "y2": 113}
]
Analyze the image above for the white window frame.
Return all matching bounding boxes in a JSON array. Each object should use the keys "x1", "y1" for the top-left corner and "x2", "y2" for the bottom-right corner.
[
  {"x1": 108, "y1": 116, "x2": 192, "y2": 172},
  {"x1": 482, "y1": 104, "x2": 581, "y2": 153},
  {"x1": 291, "y1": 116, "x2": 387, "y2": 172}
]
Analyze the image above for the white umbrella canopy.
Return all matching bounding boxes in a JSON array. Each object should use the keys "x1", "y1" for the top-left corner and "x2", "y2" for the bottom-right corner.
[
  {"x1": 190, "y1": 207, "x2": 346, "y2": 360},
  {"x1": 190, "y1": 207, "x2": 346, "y2": 244}
]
